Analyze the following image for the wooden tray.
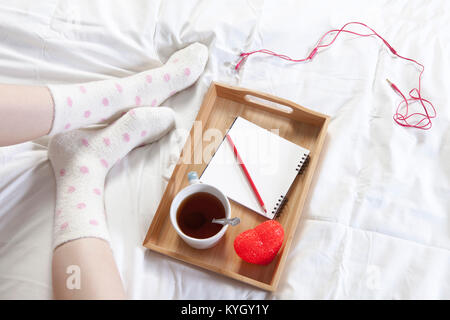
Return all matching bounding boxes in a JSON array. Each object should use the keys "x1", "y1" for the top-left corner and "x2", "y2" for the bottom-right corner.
[{"x1": 143, "y1": 82, "x2": 329, "y2": 291}]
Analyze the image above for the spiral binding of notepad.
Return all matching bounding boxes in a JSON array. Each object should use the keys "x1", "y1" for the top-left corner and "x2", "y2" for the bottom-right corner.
[
  {"x1": 273, "y1": 195, "x2": 288, "y2": 218},
  {"x1": 272, "y1": 153, "x2": 310, "y2": 218},
  {"x1": 296, "y1": 153, "x2": 309, "y2": 174}
]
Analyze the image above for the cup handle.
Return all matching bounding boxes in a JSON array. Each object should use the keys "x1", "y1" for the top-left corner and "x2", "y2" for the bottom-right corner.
[{"x1": 187, "y1": 171, "x2": 201, "y2": 185}]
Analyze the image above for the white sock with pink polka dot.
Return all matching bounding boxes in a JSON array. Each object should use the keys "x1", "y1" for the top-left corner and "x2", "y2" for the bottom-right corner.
[
  {"x1": 47, "y1": 42, "x2": 207, "y2": 135},
  {"x1": 48, "y1": 107, "x2": 175, "y2": 249}
]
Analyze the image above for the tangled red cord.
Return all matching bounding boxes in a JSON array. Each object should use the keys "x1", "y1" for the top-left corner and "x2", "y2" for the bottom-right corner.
[{"x1": 235, "y1": 22, "x2": 436, "y2": 130}]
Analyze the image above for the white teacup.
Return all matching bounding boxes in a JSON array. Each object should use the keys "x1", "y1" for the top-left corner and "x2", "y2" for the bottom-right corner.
[{"x1": 170, "y1": 171, "x2": 231, "y2": 249}]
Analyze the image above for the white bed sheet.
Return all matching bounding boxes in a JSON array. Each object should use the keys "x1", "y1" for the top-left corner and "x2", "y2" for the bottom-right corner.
[{"x1": 1, "y1": 0, "x2": 449, "y2": 299}]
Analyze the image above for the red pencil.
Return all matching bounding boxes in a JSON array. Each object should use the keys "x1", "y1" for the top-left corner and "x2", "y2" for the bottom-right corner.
[{"x1": 226, "y1": 134, "x2": 267, "y2": 213}]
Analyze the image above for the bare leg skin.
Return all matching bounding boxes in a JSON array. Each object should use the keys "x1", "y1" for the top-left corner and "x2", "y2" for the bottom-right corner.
[
  {"x1": 0, "y1": 84, "x2": 54, "y2": 146},
  {"x1": 52, "y1": 238, "x2": 126, "y2": 300}
]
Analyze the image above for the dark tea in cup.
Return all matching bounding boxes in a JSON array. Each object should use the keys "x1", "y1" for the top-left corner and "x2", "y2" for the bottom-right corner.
[{"x1": 176, "y1": 192, "x2": 226, "y2": 239}]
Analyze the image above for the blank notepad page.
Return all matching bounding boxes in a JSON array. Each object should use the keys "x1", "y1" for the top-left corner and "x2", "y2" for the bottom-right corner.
[{"x1": 200, "y1": 117, "x2": 310, "y2": 219}]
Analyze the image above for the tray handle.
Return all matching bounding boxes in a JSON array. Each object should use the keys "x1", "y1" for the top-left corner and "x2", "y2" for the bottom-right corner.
[{"x1": 215, "y1": 82, "x2": 327, "y2": 126}]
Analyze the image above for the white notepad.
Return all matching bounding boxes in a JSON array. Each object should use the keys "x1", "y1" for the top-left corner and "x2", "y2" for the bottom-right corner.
[{"x1": 200, "y1": 117, "x2": 310, "y2": 219}]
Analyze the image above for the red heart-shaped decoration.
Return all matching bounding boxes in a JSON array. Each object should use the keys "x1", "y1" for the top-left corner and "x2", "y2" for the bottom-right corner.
[{"x1": 234, "y1": 220, "x2": 284, "y2": 265}]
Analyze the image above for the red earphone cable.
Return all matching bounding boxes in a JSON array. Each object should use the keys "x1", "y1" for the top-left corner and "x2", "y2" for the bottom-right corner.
[{"x1": 235, "y1": 22, "x2": 436, "y2": 130}]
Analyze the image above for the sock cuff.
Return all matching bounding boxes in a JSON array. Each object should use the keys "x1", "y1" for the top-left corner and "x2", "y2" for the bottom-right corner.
[
  {"x1": 53, "y1": 225, "x2": 111, "y2": 250},
  {"x1": 47, "y1": 84, "x2": 72, "y2": 136},
  {"x1": 45, "y1": 86, "x2": 58, "y2": 136}
]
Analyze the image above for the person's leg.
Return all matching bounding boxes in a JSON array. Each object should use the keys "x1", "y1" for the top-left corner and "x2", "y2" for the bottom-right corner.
[
  {"x1": 49, "y1": 107, "x2": 175, "y2": 299},
  {"x1": 0, "y1": 84, "x2": 54, "y2": 146},
  {"x1": 47, "y1": 42, "x2": 207, "y2": 135},
  {"x1": 0, "y1": 42, "x2": 207, "y2": 147},
  {"x1": 52, "y1": 238, "x2": 126, "y2": 299}
]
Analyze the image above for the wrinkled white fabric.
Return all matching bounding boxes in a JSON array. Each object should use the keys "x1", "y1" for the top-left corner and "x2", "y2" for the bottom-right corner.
[{"x1": 0, "y1": 0, "x2": 449, "y2": 299}]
